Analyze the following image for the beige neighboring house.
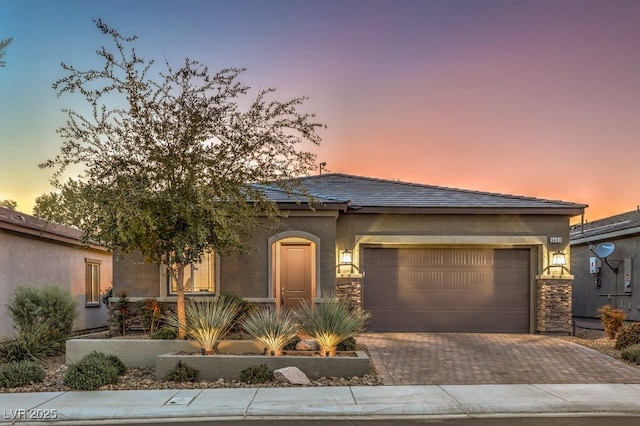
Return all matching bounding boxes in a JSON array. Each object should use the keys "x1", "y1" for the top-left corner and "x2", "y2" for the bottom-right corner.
[{"x1": 0, "y1": 206, "x2": 111, "y2": 339}]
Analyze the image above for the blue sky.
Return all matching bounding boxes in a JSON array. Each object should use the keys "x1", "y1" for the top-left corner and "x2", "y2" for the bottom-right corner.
[{"x1": 2, "y1": 0, "x2": 640, "y2": 221}]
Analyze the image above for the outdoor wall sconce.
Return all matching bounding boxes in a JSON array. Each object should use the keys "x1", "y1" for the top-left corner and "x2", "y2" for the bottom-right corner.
[
  {"x1": 550, "y1": 251, "x2": 567, "y2": 267},
  {"x1": 338, "y1": 249, "x2": 358, "y2": 273}
]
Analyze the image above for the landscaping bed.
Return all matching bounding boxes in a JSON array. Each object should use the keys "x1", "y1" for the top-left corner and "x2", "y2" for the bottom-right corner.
[{"x1": 155, "y1": 350, "x2": 370, "y2": 381}]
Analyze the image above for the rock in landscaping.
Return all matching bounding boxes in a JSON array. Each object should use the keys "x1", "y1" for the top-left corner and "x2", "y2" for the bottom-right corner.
[
  {"x1": 296, "y1": 339, "x2": 319, "y2": 351},
  {"x1": 273, "y1": 366, "x2": 310, "y2": 385}
]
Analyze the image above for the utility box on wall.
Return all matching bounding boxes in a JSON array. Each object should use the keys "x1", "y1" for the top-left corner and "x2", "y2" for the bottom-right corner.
[
  {"x1": 624, "y1": 257, "x2": 632, "y2": 293},
  {"x1": 589, "y1": 257, "x2": 601, "y2": 274}
]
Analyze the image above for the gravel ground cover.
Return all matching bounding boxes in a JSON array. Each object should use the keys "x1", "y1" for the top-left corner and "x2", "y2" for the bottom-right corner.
[
  {"x1": 0, "y1": 328, "x2": 633, "y2": 393},
  {"x1": 0, "y1": 343, "x2": 383, "y2": 393}
]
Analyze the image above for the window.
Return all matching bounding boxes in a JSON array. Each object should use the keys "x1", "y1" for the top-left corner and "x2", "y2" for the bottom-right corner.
[
  {"x1": 168, "y1": 252, "x2": 215, "y2": 294},
  {"x1": 85, "y1": 258, "x2": 101, "y2": 307}
]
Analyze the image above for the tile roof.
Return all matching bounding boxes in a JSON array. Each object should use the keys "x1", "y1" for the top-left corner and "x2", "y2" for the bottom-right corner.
[
  {"x1": 273, "y1": 173, "x2": 585, "y2": 214},
  {"x1": 0, "y1": 206, "x2": 108, "y2": 250},
  {"x1": 570, "y1": 209, "x2": 640, "y2": 241}
]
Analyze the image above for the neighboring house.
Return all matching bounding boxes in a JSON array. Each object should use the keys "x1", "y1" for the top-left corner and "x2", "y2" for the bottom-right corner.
[
  {"x1": 0, "y1": 206, "x2": 112, "y2": 339},
  {"x1": 570, "y1": 209, "x2": 640, "y2": 322},
  {"x1": 114, "y1": 173, "x2": 585, "y2": 334}
]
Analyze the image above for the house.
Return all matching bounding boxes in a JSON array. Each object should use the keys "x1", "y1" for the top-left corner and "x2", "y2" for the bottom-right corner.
[
  {"x1": 113, "y1": 173, "x2": 585, "y2": 334},
  {"x1": 0, "y1": 206, "x2": 112, "y2": 339},
  {"x1": 570, "y1": 209, "x2": 640, "y2": 322}
]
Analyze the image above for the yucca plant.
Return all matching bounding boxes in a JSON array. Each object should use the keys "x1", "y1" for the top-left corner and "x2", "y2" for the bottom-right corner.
[
  {"x1": 241, "y1": 307, "x2": 299, "y2": 356},
  {"x1": 166, "y1": 298, "x2": 240, "y2": 354},
  {"x1": 297, "y1": 296, "x2": 371, "y2": 356}
]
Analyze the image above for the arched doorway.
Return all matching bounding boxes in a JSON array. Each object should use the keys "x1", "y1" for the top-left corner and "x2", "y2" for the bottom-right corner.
[{"x1": 271, "y1": 234, "x2": 318, "y2": 309}]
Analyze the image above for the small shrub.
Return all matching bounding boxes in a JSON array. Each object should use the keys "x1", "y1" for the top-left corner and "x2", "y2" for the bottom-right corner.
[
  {"x1": 114, "y1": 289, "x2": 130, "y2": 335},
  {"x1": 151, "y1": 327, "x2": 177, "y2": 340},
  {"x1": 0, "y1": 361, "x2": 45, "y2": 388},
  {"x1": 0, "y1": 322, "x2": 59, "y2": 362},
  {"x1": 598, "y1": 305, "x2": 627, "y2": 339},
  {"x1": 7, "y1": 285, "x2": 77, "y2": 349},
  {"x1": 137, "y1": 298, "x2": 165, "y2": 334},
  {"x1": 64, "y1": 354, "x2": 120, "y2": 390},
  {"x1": 621, "y1": 344, "x2": 640, "y2": 364},
  {"x1": 337, "y1": 336, "x2": 357, "y2": 351},
  {"x1": 239, "y1": 364, "x2": 272, "y2": 384},
  {"x1": 82, "y1": 351, "x2": 127, "y2": 375},
  {"x1": 615, "y1": 323, "x2": 640, "y2": 350},
  {"x1": 165, "y1": 361, "x2": 198, "y2": 382}
]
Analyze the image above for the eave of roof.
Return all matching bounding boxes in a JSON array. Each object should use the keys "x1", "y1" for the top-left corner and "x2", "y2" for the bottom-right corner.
[
  {"x1": 570, "y1": 209, "x2": 640, "y2": 244},
  {"x1": 0, "y1": 207, "x2": 108, "y2": 252}
]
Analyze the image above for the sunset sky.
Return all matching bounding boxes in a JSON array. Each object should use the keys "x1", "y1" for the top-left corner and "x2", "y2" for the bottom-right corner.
[{"x1": 1, "y1": 0, "x2": 639, "y2": 222}]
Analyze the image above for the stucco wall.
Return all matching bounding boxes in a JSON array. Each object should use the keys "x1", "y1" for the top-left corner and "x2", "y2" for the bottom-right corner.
[
  {"x1": 571, "y1": 233, "x2": 640, "y2": 321},
  {"x1": 220, "y1": 214, "x2": 337, "y2": 298},
  {"x1": 113, "y1": 250, "x2": 161, "y2": 298},
  {"x1": 336, "y1": 213, "x2": 570, "y2": 271},
  {"x1": 0, "y1": 229, "x2": 111, "y2": 339}
]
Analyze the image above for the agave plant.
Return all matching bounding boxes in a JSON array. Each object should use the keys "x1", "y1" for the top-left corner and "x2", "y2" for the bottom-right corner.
[
  {"x1": 166, "y1": 298, "x2": 240, "y2": 354},
  {"x1": 297, "y1": 296, "x2": 371, "y2": 356},
  {"x1": 241, "y1": 307, "x2": 299, "y2": 356}
]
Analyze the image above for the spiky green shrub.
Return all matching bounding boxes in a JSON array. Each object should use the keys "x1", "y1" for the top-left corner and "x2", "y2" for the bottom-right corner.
[
  {"x1": 615, "y1": 323, "x2": 640, "y2": 350},
  {"x1": 165, "y1": 361, "x2": 198, "y2": 382},
  {"x1": 7, "y1": 285, "x2": 77, "y2": 349},
  {"x1": 598, "y1": 305, "x2": 626, "y2": 339},
  {"x1": 241, "y1": 307, "x2": 299, "y2": 355},
  {"x1": 0, "y1": 361, "x2": 45, "y2": 388},
  {"x1": 219, "y1": 293, "x2": 256, "y2": 338},
  {"x1": 239, "y1": 364, "x2": 272, "y2": 384},
  {"x1": 166, "y1": 298, "x2": 240, "y2": 354},
  {"x1": 0, "y1": 321, "x2": 59, "y2": 362},
  {"x1": 297, "y1": 296, "x2": 371, "y2": 356},
  {"x1": 63, "y1": 352, "x2": 122, "y2": 390},
  {"x1": 151, "y1": 326, "x2": 178, "y2": 340},
  {"x1": 621, "y1": 344, "x2": 640, "y2": 364}
]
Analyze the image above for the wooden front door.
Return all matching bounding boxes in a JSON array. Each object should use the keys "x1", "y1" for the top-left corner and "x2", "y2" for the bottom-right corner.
[{"x1": 279, "y1": 243, "x2": 312, "y2": 309}]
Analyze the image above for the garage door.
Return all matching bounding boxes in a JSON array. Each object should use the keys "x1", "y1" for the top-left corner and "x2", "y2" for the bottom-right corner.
[{"x1": 362, "y1": 247, "x2": 530, "y2": 332}]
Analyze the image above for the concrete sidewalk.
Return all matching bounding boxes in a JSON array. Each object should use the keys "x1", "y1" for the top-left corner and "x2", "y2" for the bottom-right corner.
[{"x1": 3, "y1": 384, "x2": 640, "y2": 424}]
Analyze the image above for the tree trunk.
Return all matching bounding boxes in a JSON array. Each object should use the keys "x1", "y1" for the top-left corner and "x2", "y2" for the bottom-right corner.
[{"x1": 176, "y1": 265, "x2": 187, "y2": 339}]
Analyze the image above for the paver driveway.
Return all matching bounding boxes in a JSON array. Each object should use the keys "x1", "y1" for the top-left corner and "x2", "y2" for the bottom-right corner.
[{"x1": 359, "y1": 333, "x2": 640, "y2": 385}]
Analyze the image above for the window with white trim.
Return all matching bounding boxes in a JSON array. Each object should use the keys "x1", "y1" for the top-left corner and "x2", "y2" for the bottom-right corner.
[
  {"x1": 168, "y1": 252, "x2": 215, "y2": 294},
  {"x1": 85, "y1": 258, "x2": 101, "y2": 307}
]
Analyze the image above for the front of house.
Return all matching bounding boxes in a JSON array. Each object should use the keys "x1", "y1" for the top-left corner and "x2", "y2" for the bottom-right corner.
[{"x1": 114, "y1": 174, "x2": 585, "y2": 334}]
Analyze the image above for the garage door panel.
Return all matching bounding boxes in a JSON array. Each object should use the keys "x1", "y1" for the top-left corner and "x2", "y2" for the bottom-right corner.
[{"x1": 363, "y1": 247, "x2": 530, "y2": 332}]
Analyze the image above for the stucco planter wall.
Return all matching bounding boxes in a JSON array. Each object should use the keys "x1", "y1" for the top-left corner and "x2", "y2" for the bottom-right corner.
[
  {"x1": 66, "y1": 339, "x2": 263, "y2": 368},
  {"x1": 156, "y1": 351, "x2": 370, "y2": 381}
]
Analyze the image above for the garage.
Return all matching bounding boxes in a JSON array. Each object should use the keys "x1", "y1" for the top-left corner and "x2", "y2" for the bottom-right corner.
[{"x1": 362, "y1": 247, "x2": 530, "y2": 332}]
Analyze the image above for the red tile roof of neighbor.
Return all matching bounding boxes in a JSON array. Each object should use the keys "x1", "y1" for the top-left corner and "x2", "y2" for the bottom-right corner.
[{"x1": 266, "y1": 173, "x2": 587, "y2": 215}]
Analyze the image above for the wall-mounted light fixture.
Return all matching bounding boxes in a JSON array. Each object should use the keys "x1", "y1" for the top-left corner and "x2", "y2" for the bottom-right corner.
[
  {"x1": 338, "y1": 249, "x2": 358, "y2": 273},
  {"x1": 550, "y1": 251, "x2": 567, "y2": 267}
]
